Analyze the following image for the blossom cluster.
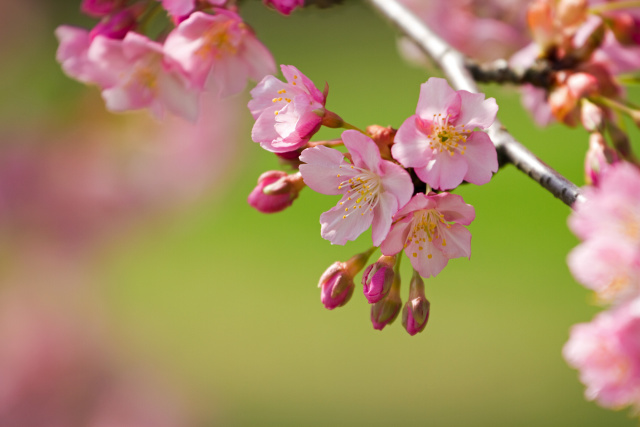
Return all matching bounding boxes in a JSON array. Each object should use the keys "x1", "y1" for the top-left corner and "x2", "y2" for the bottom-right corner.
[
  {"x1": 564, "y1": 161, "x2": 640, "y2": 411},
  {"x1": 55, "y1": 0, "x2": 306, "y2": 121},
  {"x1": 247, "y1": 70, "x2": 498, "y2": 335}
]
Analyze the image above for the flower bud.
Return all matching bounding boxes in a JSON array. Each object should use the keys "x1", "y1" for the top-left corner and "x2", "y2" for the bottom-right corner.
[
  {"x1": 556, "y1": 0, "x2": 587, "y2": 28},
  {"x1": 370, "y1": 268, "x2": 402, "y2": 331},
  {"x1": 401, "y1": 270, "x2": 430, "y2": 336},
  {"x1": 585, "y1": 132, "x2": 618, "y2": 186},
  {"x1": 81, "y1": 0, "x2": 123, "y2": 17},
  {"x1": 247, "y1": 171, "x2": 304, "y2": 214},
  {"x1": 608, "y1": 13, "x2": 640, "y2": 46},
  {"x1": 580, "y1": 99, "x2": 605, "y2": 133},
  {"x1": 318, "y1": 249, "x2": 375, "y2": 310},
  {"x1": 319, "y1": 110, "x2": 344, "y2": 128},
  {"x1": 366, "y1": 125, "x2": 396, "y2": 160},
  {"x1": 362, "y1": 255, "x2": 396, "y2": 304},
  {"x1": 89, "y1": 6, "x2": 143, "y2": 40}
]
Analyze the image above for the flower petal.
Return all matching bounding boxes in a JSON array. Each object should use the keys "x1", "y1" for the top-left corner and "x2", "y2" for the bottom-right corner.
[
  {"x1": 432, "y1": 192, "x2": 475, "y2": 225},
  {"x1": 456, "y1": 90, "x2": 498, "y2": 129},
  {"x1": 392, "y1": 115, "x2": 433, "y2": 168},
  {"x1": 380, "y1": 215, "x2": 413, "y2": 256},
  {"x1": 461, "y1": 131, "x2": 498, "y2": 186},
  {"x1": 299, "y1": 146, "x2": 349, "y2": 195},
  {"x1": 415, "y1": 151, "x2": 468, "y2": 190},
  {"x1": 371, "y1": 192, "x2": 398, "y2": 246},
  {"x1": 416, "y1": 78, "x2": 460, "y2": 120},
  {"x1": 342, "y1": 130, "x2": 382, "y2": 174},
  {"x1": 320, "y1": 199, "x2": 373, "y2": 245}
]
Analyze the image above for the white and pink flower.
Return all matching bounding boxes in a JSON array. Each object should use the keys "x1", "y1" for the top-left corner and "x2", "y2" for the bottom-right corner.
[
  {"x1": 380, "y1": 192, "x2": 475, "y2": 278},
  {"x1": 164, "y1": 10, "x2": 275, "y2": 96},
  {"x1": 392, "y1": 77, "x2": 499, "y2": 191},
  {"x1": 249, "y1": 64, "x2": 327, "y2": 153},
  {"x1": 299, "y1": 130, "x2": 413, "y2": 246},
  {"x1": 563, "y1": 297, "x2": 640, "y2": 410}
]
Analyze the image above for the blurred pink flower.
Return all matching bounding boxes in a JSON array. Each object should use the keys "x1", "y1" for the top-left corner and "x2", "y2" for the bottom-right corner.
[
  {"x1": 564, "y1": 297, "x2": 640, "y2": 409},
  {"x1": 160, "y1": 0, "x2": 227, "y2": 18},
  {"x1": 392, "y1": 77, "x2": 499, "y2": 190},
  {"x1": 380, "y1": 192, "x2": 475, "y2": 278},
  {"x1": 249, "y1": 64, "x2": 326, "y2": 153},
  {"x1": 164, "y1": 10, "x2": 275, "y2": 96},
  {"x1": 264, "y1": 0, "x2": 304, "y2": 15},
  {"x1": 300, "y1": 130, "x2": 413, "y2": 246}
]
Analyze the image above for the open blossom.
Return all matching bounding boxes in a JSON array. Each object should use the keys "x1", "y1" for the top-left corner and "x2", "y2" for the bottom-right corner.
[
  {"x1": 380, "y1": 192, "x2": 475, "y2": 278},
  {"x1": 87, "y1": 32, "x2": 199, "y2": 121},
  {"x1": 55, "y1": 26, "x2": 112, "y2": 85},
  {"x1": 392, "y1": 77, "x2": 498, "y2": 190},
  {"x1": 568, "y1": 162, "x2": 640, "y2": 303},
  {"x1": 248, "y1": 65, "x2": 327, "y2": 153},
  {"x1": 299, "y1": 130, "x2": 413, "y2": 246},
  {"x1": 563, "y1": 297, "x2": 640, "y2": 409},
  {"x1": 164, "y1": 10, "x2": 275, "y2": 96},
  {"x1": 264, "y1": 0, "x2": 304, "y2": 15}
]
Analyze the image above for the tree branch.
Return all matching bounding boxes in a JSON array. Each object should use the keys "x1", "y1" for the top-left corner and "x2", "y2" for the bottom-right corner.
[{"x1": 366, "y1": 0, "x2": 585, "y2": 207}]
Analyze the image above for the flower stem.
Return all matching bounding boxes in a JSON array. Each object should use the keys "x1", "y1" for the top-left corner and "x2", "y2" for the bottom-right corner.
[{"x1": 342, "y1": 122, "x2": 368, "y2": 134}]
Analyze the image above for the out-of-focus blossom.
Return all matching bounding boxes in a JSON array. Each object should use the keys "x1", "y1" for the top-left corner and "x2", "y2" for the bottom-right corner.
[
  {"x1": 88, "y1": 32, "x2": 199, "y2": 121},
  {"x1": 563, "y1": 297, "x2": 640, "y2": 409},
  {"x1": 55, "y1": 26, "x2": 112, "y2": 85},
  {"x1": 249, "y1": 64, "x2": 327, "y2": 153},
  {"x1": 81, "y1": 0, "x2": 123, "y2": 17},
  {"x1": 247, "y1": 171, "x2": 304, "y2": 213},
  {"x1": 584, "y1": 131, "x2": 618, "y2": 186},
  {"x1": 89, "y1": 5, "x2": 143, "y2": 40},
  {"x1": 164, "y1": 10, "x2": 275, "y2": 96},
  {"x1": 568, "y1": 162, "x2": 640, "y2": 303},
  {"x1": 380, "y1": 192, "x2": 475, "y2": 278},
  {"x1": 264, "y1": 0, "x2": 304, "y2": 15},
  {"x1": 0, "y1": 287, "x2": 193, "y2": 427},
  {"x1": 402, "y1": 269, "x2": 430, "y2": 336},
  {"x1": 300, "y1": 130, "x2": 413, "y2": 246},
  {"x1": 399, "y1": 0, "x2": 530, "y2": 62},
  {"x1": 160, "y1": 0, "x2": 227, "y2": 18},
  {"x1": 392, "y1": 77, "x2": 498, "y2": 190},
  {"x1": 318, "y1": 250, "x2": 373, "y2": 310}
]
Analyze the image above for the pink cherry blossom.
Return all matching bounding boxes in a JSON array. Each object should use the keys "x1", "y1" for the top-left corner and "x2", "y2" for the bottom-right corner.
[
  {"x1": 248, "y1": 64, "x2": 327, "y2": 153},
  {"x1": 392, "y1": 77, "x2": 499, "y2": 190},
  {"x1": 87, "y1": 32, "x2": 199, "y2": 121},
  {"x1": 563, "y1": 297, "x2": 640, "y2": 409},
  {"x1": 380, "y1": 192, "x2": 475, "y2": 278},
  {"x1": 568, "y1": 162, "x2": 640, "y2": 302},
  {"x1": 164, "y1": 10, "x2": 275, "y2": 96},
  {"x1": 299, "y1": 130, "x2": 413, "y2": 246},
  {"x1": 55, "y1": 26, "x2": 112, "y2": 85},
  {"x1": 264, "y1": 0, "x2": 304, "y2": 15}
]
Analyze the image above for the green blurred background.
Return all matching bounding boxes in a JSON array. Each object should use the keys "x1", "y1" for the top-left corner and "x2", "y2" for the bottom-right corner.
[{"x1": 4, "y1": 1, "x2": 640, "y2": 426}]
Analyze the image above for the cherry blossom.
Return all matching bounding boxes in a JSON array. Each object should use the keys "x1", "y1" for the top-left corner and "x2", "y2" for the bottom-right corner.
[
  {"x1": 392, "y1": 77, "x2": 499, "y2": 190},
  {"x1": 563, "y1": 297, "x2": 640, "y2": 409},
  {"x1": 380, "y1": 192, "x2": 475, "y2": 278},
  {"x1": 87, "y1": 32, "x2": 199, "y2": 121},
  {"x1": 299, "y1": 130, "x2": 413, "y2": 246},
  {"x1": 164, "y1": 10, "x2": 275, "y2": 96},
  {"x1": 249, "y1": 64, "x2": 327, "y2": 153}
]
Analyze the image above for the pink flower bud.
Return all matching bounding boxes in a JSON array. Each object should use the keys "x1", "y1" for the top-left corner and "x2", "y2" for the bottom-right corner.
[
  {"x1": 556, "y1": 0, "x2": 587, "y2": 28},
  {"x1": 81, "y1": 0, "x2": 123, "y2": 17},
  {"x1": 318, "y1": 250, "x2": 374, "y2": 310},
  {"x1": 89, "y1": 6, "x2": 141, "y2": 40},
  {"x1": 247, "y1": 171, "x2": 304, "y2": 214},
  {"x1": 580, "y1": 100, "x2": 605, "y2": 133},
  {"x1": 584, "y1": 132, "x2": 618, "y2": 186},
  {"x1": 370, "y1": 268, "x2": 402, "y2": 331},
  {"x1": 401, "y1": 270, "x2": 430, "y2": 336},
  {"x1": 362, "y1": 255, "x2": 396, "y2": 304},
  {"x1": 608, "y1": 12, "x2": 640, "y2": 46},
  {"x1": 263, "y1": 0, "x2": 304, "y2": 15},
  {"x1": 365, "y1": 125, "x2": 396, "y2": 160}
]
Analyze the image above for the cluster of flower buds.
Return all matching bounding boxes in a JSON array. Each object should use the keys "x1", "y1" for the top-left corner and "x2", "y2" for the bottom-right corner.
[
  {"x1": 247, "y1": 69, "x2": 496, "y2": 334},
  {"x1": 513, "y1": 0, "x2": 640, "y2": 133},
  {"x1": 55, "y1": 0, "x2": 309, "y2": 121},
  {"x1": 564, "y1": 160, "x2": 640, "y2": 410}
]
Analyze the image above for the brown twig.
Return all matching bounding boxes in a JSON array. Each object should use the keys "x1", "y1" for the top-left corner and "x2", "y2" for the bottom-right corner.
[{"x1": 367, "y1": 0, "x2": 584, "y2": 207}]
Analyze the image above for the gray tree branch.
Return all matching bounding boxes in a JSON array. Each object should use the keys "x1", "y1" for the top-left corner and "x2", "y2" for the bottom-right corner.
[{"x1": 367, "y1": 0, "x2": 585, "y2": 207}]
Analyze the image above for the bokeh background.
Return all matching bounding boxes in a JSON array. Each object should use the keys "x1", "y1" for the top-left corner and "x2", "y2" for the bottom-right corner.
[{"x1": 2, "y1": 0, "x2": 640, "y2": 426}]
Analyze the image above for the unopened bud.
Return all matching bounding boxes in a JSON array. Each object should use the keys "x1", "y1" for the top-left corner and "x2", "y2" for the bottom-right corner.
[
  {"x1": 366, "y1": 125, "x2": 396, "y2": 159},
  {"x1": 318, "y1": 249, "x2": 375, "y2": 310},
  {"x1": 247, "y1": 171, "x2": 304, "y2": 213},
  {"x1": 370, "y1": 269, "x2": 402, "y2": 331},
  {"x1": 81, "y1": 0, "x2": 123, "y2": 17},
  {"x1": 527, "y1": 0, "x2": 556, "y2": 52},
  {"x1": 401, "y1": 270, "x2": 430, "y2": 336},
  {"x1": 608, "y1": 12, "x2": 640, "y2": 46},
  {"x1": 320, "y1": 110, "x2": 344, "y2": 128},
  {"x1": 362, "y1": 255, "x2": 396, "y2": 304},
  {"x1": 549, "y1": 84, "x2": 580, "y2": 127},
  {"x1": 89, "y1": 5, "x2": 143, "y2": 40},
  {"x1": 585, "y1": 132, "x2": 618, "y2": 186}
]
